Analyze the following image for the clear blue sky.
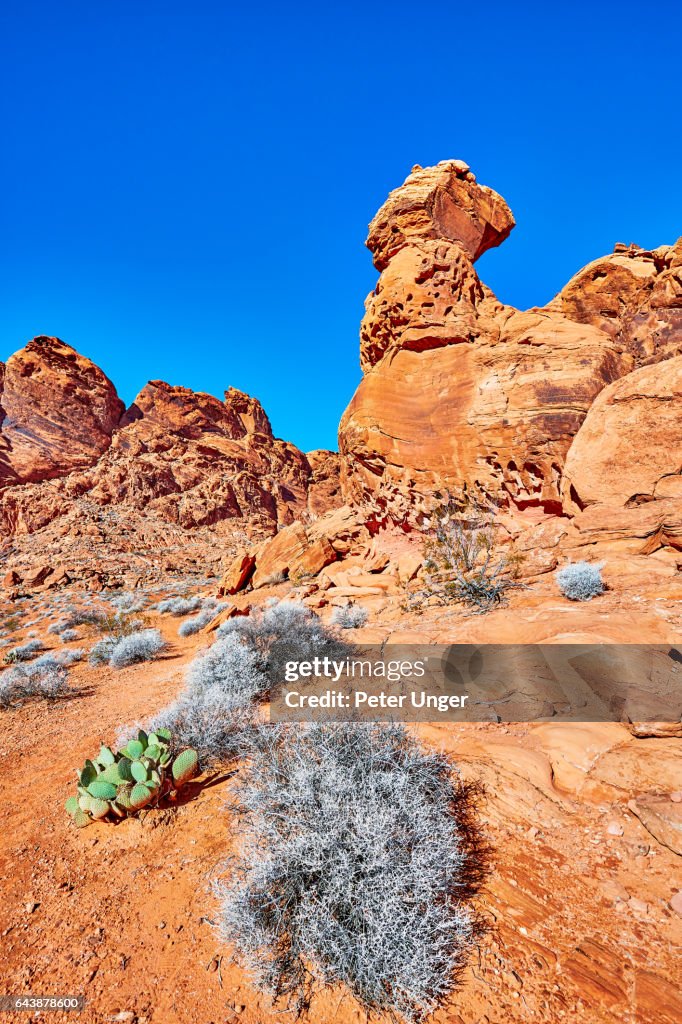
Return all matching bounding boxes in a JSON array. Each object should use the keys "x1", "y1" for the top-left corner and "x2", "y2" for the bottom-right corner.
[{"x1": 1, "y1": 1, "x2": 680, "y2": 452}]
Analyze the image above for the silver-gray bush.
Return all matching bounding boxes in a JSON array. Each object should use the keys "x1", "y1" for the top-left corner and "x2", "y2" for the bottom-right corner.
[
  {"x1": 555, "y1": 561, "x2": 604, "y2": 601},
  {"x1": 216, "y1": 722, "x2": 478, "y2": 1022}
]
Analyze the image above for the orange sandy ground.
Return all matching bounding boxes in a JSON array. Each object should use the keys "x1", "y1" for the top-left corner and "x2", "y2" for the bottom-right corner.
[{"x1": 0, "y1": 607, "x2": 681, "y2": 1024}]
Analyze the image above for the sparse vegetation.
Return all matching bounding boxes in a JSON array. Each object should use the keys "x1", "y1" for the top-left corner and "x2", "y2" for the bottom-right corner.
[
  {"x1": 0, "y1": 658, "x2": 71, "y2": 709},
  {"x1": 156, "y1": 595, "x2": 203, "y2": 616},
  {"x1": 177, "y1": 600, "x2": 223, "y2": 637},
  {"x1": 109, "y1": 629, "x2": 166, "y2": 668},
  {"x1": 411, "y1": 488, "x2": 521, "y2": 613},
  {"x1": 556, "y1": 561, "x2": 604, "y2": 601},
  {"x1": 330, "y1": 602, "x2": 368, "y2": 629},
  {"x1": 60, "y1": 629, "x2": 79, "y2": 643},
  {"x1": 216, "y1": 722, "x2": 479, "y2": 1022},
  {"x1": 4, "y1": 639, "x2": 45, "y2": 664},
  {"x1": 151, "y1": 634, "x2": 264, "y2": 765}
]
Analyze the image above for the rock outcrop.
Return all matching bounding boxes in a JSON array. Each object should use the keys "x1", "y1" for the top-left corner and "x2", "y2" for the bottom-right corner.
[
  {"x1": 339, "y1": 161, "x2": 638, "y2": 518},
  {"x1": 0, "y1": 336, "x2": 124, "y2": 486},
  {"x1": 0, "y1": 337, "x2": 343, "y2": 585}
]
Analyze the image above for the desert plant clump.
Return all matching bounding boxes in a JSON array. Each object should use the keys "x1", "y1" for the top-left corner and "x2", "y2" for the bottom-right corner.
[
  {"x1": 88, "y1": 637, "x2": 118, "y2": 666},
  {"x1": 109, "y1": 629, "x2": 166, "y2": 668},
  {"x1": 65, "y1": 728, "x2": 200, "y2": 828},
  {"x1": 156, "y1": 595, "x2": 203, "y2": 616},
  {"x1": 330, "y1": 602, "x2": 368, "y2": 629},
  {"x1": 151, "y1": 633, "x2": 265, "y2": 765},
  {"x1": 3, "y1": 639, "x2": 45, "y2": 664},
  {"x1": 555, "y1": 561, "x2": 604, "y2": 601},
  {"x1": 109, "y1": 592, "x2": 146, "y2": 613},
  {"x1": 178, "y1": 602, "x2": 224, "y2": 637},
  {"x1": 217, "y1": 600, "x2": 351, "y2": 688},
  {"x1": 412, "y1": 488, "x2": 521, "y2": 613},
  {"x1": 216, "y1": 722, "x2": 478, "y2": 1022},
  {"x1": 60, "y1": 628, "x2": 79, "y2": 643},
  {"x1": 0, "y1": 658, "x2": 71, "y2": 709}
]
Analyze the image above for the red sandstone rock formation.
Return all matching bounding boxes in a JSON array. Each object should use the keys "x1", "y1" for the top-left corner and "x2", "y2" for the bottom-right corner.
[
  {"x1": 0, "y1": 336, "x2": 124, "y2": 485},
  {"x1": 339, "y1": 161, "x2": 647, "y2": 518},
  {"x1": 0, "y1": 337, "x2": 342, "y2": 584}
]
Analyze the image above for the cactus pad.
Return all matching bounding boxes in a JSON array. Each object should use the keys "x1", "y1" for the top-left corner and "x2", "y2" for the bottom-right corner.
[
  {"x1": 87, "y1": 779, "x2": 118, "y2": 801},
  {"x1": 98, "y1": 745, "x2": 116, "y2": 767},
  {"x1": 130, "y1": 783, "x2": 153, "y2": 810},
  {"x1": 65, "y1": 796, "x2": 80, "y2": 817},
  {"x1": 130, "y1": 760, "x2": 148, "y2": 783},
  {"x1": 125, "y1": 739, "x2": 144, "y2": 760},
  {"x1": 89, "y1": 798, "x2": 110, "y2": 820},
  {"x1": 172, "y1": 748, "x2": 199, "y2": 785}
]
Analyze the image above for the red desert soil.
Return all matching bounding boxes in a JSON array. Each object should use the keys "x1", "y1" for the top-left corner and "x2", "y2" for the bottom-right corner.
[{"x1": 0, "y1": 607, "x2": 681, "y2": 1024}]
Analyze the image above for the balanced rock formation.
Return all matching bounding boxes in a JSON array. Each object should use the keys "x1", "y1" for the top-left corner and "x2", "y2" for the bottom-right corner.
[
  {"x1": 339, "y1": 160, "x2": 635, "y2": 519},
  {"x1": 0, "y1": 336, "x2": 124, "y2": 486}
]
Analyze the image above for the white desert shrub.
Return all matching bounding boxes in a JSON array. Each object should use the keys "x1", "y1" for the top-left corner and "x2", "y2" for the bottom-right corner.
[
  {"x1": 88, "y1": 637, "x2": 118, "y2": 666},
  {"x1": 109, "y1": 629, "x2": 166, "y2": 669},
  {"x1": 0, "y1": 658, "x2": 71, "y2": 709},
  {"x1": 60, "y1": 628, "x2": 79, "y2": 643},
  {"x1": 330, "y1": 603, "x2": 368, "y2": 629},
  {"x1": 156, "y1": 595, "x2": 203, "y2": 616},
  {"x1": 216, "y1": 722, "x2": 478, "y2": 1022},
  {"x1": 217, "y1": 600, "x2": 351, "y2": 690},
  {"x1": 151, "y1": 634, "x2": 265, "y2": 764},
  {"x1": 178, "y1": 603, "x2": 225, "y2": 637},
  {"x1": 556, "y1": 561, "x2": 604, "y2": 601},
  {"x1": 109, "y1": 592, "x2": 146, "y2": 613},
  {"x1": 4, "y1": 639, "x2": 45, "y2": 664},
  {"x1": 58, "y1": 648, "x2": 84, "y2": 665}
]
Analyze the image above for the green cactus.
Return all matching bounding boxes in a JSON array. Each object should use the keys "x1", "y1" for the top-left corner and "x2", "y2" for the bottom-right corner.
[
  {"x1": 130, "y1": 760, "x2": 149, "y2": 783},
  {"x1": 67, "y1": 731, "x2": 199, "y2": 827},
  {"x1": 130, "y1": 783, "x2": 153, "y2": 810},
  {"x1": 115, "y1": 785, "x2": 134, "y2": 811},
  {"x1": 79, "y1": 762, "x2": 98, "y2": 787},
  {"x1": 125, "y1": 739, "x2": 144, "y2": 760},
  {"x1": 87, "y1": 779, "x2": 118, "y2": 801},
  {"x1": 89, "y1": 797, "x2": 110, "y2": 820},
  {"x1": 100, "y1": 763, "x2": 126, "y2": 786},
  {"x1": 65, "y1": 796, "x2": 80, "y2": 817},
  {"x1": 97, "y1": 745, "x2": 116, "y2": 767},
  {"x1": 172, "y1": 748, "x2": 199, "y2": 786}
]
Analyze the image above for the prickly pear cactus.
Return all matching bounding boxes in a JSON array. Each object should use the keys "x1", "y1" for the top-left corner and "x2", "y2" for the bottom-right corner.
[{"x1": 65, "y1": 728, "x2": 199, "y2": 828}]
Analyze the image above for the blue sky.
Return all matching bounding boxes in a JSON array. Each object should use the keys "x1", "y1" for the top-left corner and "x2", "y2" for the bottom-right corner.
[{"x1": 1, "y1": 1, "x2": 680, "y2": 452}]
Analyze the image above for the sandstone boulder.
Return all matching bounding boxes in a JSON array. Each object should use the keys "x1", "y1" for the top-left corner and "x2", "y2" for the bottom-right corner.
[
  {"x1": 251, "y1": 521, "x2": 337, "y2": 588},
  {"x1": 562, "y1": 357, "x2": 682, "y2": 510}
]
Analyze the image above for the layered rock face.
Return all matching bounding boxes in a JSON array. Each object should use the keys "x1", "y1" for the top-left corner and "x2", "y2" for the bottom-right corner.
[
  {"x1": 0, "y1": 337, "x2": 341, "y2": 584},
  {"x1": 0, "y1": 336, "x2": 124, "y2": 485},
  {"x1": 339, "y1": 160, "x2": 681, "y2": 521}
]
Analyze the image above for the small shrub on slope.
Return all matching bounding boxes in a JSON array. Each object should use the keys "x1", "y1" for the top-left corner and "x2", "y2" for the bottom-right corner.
[
  {"x1": 217, "y1": 600, "x2": 351, "y2": 690},
  {"x1": 178, "y1": 603, "x2": 224, "y2": 637},
  {"x1": 151, "y1": 634, "x2": 264, "y2": 765},
  {"x1": 89, "y1": 629, "x2": 166, "y2": 669},
  {"x1": 556, "y1": 561, "x2": 604, "y2": 601},
  {"x1": 0, "y1": 658, "x2": 70, "y2": 709},
  {"x1": 4, "y1": 639, "x2": 44, "y2": 664},
  {"x1": 330, "y1": 603, "x2": 368, "y2": 629},
  {"x1": 216, "y1": 722, "x2": 478, "y2": 1022},
  {"x1": 109, "y1": 629, "x2": 166, "y2": 668},
  {"x1": 157, "y1": 596, "x2": 203, "y2": 616}
]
